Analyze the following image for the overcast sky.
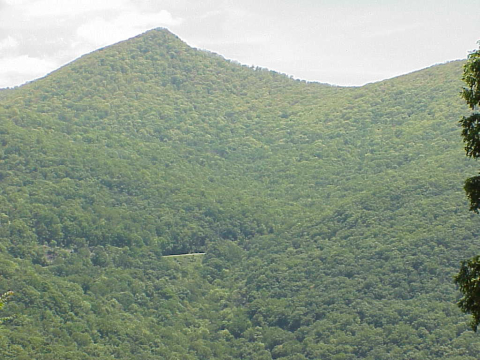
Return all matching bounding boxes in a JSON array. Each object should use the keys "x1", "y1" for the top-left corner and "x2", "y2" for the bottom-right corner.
[{"x1": 0, "y1": 0, "x2": 479, "y2": 88}]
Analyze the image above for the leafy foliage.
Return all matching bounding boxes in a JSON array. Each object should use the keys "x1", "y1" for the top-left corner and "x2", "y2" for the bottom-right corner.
[
  {"x1": 460, "y1": 46, "x2": 480, "y2": 213},
  {"x1": 0, "y1": 290, "x2": 13, "y2": 323},
  {"x1": 456, "y1": 256, "x2": 480, "y2": 331},
  {"x1": 455, "y1": 43, "x2": 480, "y2": 332},
  {"x1": 0, "y1": 28, "x2": 478, "y2": 358}
]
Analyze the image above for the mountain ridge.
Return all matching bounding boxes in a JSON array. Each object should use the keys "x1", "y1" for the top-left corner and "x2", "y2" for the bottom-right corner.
[
  {"x1": 4, "y1": 28, "x2": 464, "y2": 96},
  {"x1": 0, "y1": 29, "x2": 479, "y2": 359}
]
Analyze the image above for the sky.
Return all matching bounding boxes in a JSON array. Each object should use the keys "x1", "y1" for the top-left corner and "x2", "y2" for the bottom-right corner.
[{"x1": 0, "y1": 0, "x2": 479, "y2": 88}]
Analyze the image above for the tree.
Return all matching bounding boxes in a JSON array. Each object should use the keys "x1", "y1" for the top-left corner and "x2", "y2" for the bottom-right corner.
[
  {"x1": 0, "y1": 290, "x2": 13, "y2": 324},
  {"x1": 460, "y1": 44, "x2": 480, "y2": 212},
  {"x1": 455, "y1": 43, "x2": 480, "y2": 331}
]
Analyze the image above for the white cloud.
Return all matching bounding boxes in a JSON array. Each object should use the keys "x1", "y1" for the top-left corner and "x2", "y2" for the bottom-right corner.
[
  {"x1": 0, "y1": 36, "x2": 18, "y2": 51},
  {"x1": 4, "y1": 0, "x2": 26, "y2": 4},
  {"x1": 76, "y1": 10, "x2": 183, "y2": 48},
  {"x1": 0, "y1": 55, "x2": 58, "y2": 88},
  {"x1": 22, "y1": 0, "x2": 130, "y2": 18}
]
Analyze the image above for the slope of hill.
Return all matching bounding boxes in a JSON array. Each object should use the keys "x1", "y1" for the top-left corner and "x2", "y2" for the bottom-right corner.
[{"x1": 0, "y1": 28, "x2": 479, "y2": 359}]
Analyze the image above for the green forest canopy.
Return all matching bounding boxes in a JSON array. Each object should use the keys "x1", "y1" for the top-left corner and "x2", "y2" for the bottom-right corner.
[{"x1": 0, "y1": 28, "x2": 479, "y2": 359}]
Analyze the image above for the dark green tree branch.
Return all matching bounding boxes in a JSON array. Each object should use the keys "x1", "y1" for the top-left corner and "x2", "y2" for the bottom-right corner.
[{"x1": 456, "y1": 43, "x2": 480, "y2": 331}]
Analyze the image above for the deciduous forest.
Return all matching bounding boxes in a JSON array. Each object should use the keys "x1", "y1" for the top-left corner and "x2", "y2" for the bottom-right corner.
[{"x1": 0, "y1": 29, "x2": 479, "y2": 359}]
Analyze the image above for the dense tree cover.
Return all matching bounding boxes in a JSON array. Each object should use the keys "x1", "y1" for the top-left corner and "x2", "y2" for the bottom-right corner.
[
  {"x1": 0, "y1": 28, "x2": 479, "y2": 358},
  {"x1": 0, "y1": 89, "x2": 11, "y2": 101},
  {"x1": 455, "y1": 44, "x2": 480, "y2": 331},
  {"x1": 0, "y1": 290, "x2": 13, "y2": 323}
]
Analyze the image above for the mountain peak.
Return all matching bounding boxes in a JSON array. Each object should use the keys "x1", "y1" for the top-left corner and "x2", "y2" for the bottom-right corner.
[
  {"x1": 0, "y1": 24, "x2": 476, "y2": 359},
  {"x1": 109, "y1": 27, "x2": 185, "y2": 49}
]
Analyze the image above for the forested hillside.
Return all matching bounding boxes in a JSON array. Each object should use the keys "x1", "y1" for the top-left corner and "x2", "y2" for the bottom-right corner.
[{"x1": 0, "y1": 28, "x2": 479, "y2": 359}]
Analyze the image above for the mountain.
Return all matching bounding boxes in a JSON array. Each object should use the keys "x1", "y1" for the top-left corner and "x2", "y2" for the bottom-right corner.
[{"x1": 0, "y1": 28, "x2": 479, "y2": 359}]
